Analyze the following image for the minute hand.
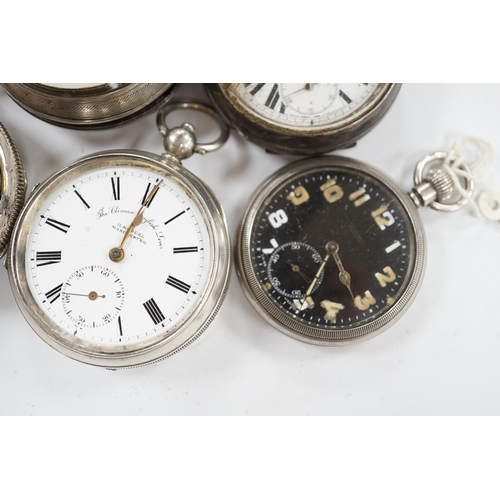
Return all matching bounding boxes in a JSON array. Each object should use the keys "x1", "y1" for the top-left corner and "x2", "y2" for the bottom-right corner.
[{"x1": 109, "y1": 180, "x2": 162, "y2": 262}]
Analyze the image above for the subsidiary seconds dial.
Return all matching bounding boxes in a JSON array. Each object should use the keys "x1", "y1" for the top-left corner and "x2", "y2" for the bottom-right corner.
[{"x1": 237, "y1": 156, "x2": 425, "y2": 345}]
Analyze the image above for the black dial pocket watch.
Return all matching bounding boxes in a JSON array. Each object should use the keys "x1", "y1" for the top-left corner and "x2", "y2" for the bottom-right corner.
[
  {"x1": 5, "y1": 102, "x2": 232, "y2": 369},
  {"x1": 205, "y1": 83, "x2": 401, "y2": 155},
  {"x1": 236, "y1": 153, "x2": 474, "y2": 345},
  {"x1": 2, "y1": 83, "x2": 176, "y2": 129}
]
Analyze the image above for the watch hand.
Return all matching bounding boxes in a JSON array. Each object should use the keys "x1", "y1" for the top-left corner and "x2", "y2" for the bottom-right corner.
[
  {"x1": 282, "y1": 83, "x2": 316, "y2": 99},
  {"x1": 297, "y1": 241, "x2": 338, "y2": 309},
  {"x1": 64, "y1": 291, "x2": 106, "y2": 300},
  {"x1": 109, "y1": 180, "x2": 162, "y2": 262},
  {"x1": 331, "y1": 244, "x2": 354, "y2": 300},
  {"x1": 287, "y1": 260, "x2": 312, "y2": 284}
]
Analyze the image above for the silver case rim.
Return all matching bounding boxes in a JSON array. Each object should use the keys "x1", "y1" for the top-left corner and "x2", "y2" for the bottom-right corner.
[
  {"x1": 2, "y1": 84, "x2": 176, "y2": 129},
  {"x1": 206, "y1": 83, "x2": 401, "y2": 155},
  {"x1": 236, "y1": 155, "x2": 426, "y2": 346},
  {"x1": 7, "y1": 150, "x2": 231, "y2": 368},
  {"x1": 0, "y1": 121, "x2": 27, "y2": 258}
]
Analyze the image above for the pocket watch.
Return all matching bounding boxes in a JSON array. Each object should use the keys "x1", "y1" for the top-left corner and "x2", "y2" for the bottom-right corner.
[
  {"x1": 2, "y1": 83, "x2": 176, "y2": 129},
  {"x1": 0, "y1": 121, "x2": 27, "y2": 258},
  {"x1": 205, "y1": 83, "x2": 401, "y2": 155},
  {"x1": 6, "y1": 101, "x2": 232, "y2": 368},
  {"x1": 236, "y1": 153, "x2": 473, "y2": 345}
]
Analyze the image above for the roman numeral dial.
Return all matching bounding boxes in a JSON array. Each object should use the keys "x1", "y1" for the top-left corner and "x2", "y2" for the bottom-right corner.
[
  {"x1": 25, "y1": 165, "x2": 213, "y2": 350},
  {"x1": 230, "y1": 83, "x2": 382, "y2": 130}
]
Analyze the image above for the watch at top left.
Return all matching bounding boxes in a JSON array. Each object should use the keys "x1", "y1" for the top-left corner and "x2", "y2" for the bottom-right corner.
[
  {"x1": 5, "y1": 102, "x2": 232, "y2": 369},
  {"x1": 2, "y1": 83, "x2": 176, "y2": 129},
  {"x1": 0, "y1": 121, "x2": 27, "y2": 258}
]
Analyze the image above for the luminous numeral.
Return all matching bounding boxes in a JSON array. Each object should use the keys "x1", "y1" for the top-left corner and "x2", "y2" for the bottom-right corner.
[
  {"x1": 349, "y1": 187, "x2": 371, "y2": 207},
  {"x1": 111, "y1": 177, "x2": 120, "y2": 201},
  {"x1": 320, "y1": 179, "x2": 344, "y2": 203},
  {"x1": 321, "y1": 300, "x2": 345, "y2": 323},
  {"x1": 292, "y1": 296, "x2": 315, "y2": 311},
  {"x1": 375, "y1": 266, "x2": 396, "y2": 287},
  {"x1": 354, "y1": 291, "x2": 376, "y2": 311},
  {"x1": 166, "y1": 275, "x2": 191, "y2": 294},
  {"x1": 45, "y1": 283, "x2": 63, "y2": 304},
  {"x1": 372, "y1": 205, "x2": 395, "y2": 230},
  {"x1": 268, "y1": 209, "x2": 288, "y2": 228},
  {"x1": 385, "y1": 241, "x2": 401, "y2": 253},
  {"x1": 286, "y1": 186, "x2": 309, "y2": 206},
  {"x1": 173, "y1": 246, "x2": 198, "y2": 254},
  {"x1": 46, "y1": 217, "x2": 70, "y2": 233},
  {"x1": 143, "y1": 298, "x2": 165, "y2": 325},
  {"x1": 36, "y1": 251, "x2": 62, "y2": 267}
]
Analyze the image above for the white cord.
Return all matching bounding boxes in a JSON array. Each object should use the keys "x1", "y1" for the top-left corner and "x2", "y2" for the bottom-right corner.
[{"x1": 442, "y1": 136, "x2": 500, "y2": 220}]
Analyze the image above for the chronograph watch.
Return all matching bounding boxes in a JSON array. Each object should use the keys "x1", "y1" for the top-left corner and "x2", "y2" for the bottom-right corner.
[
  {"x1": 205, "y1": 83, "x2": 401, "y2": 155},
  {"x1": 5, "y1": 102, "x2": 231, "y2": 368},
  {"x1": 236, "y1": 153, "x2": 472, "y2": 345}
]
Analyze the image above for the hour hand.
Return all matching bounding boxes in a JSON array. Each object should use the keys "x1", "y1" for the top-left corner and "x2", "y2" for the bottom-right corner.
[{"x1": 329, "y1": 242, "x2": 354, "y2": 300}]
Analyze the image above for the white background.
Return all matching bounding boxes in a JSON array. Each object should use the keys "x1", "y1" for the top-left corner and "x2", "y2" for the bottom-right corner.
[{"x1": 1, "y1": 83, "x2": 499, "y2": 416}]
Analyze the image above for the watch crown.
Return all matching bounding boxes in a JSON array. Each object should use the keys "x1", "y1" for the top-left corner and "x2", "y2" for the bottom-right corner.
[
  {"x1": 425, "y1": 168, "x2": 454, "y2": 202},
  {"x1": 163, "y1": 123, "x2": 196, "y2": 160},
  {"x1": 410, "y1": 167, "x2": 455, "y2": 208}
]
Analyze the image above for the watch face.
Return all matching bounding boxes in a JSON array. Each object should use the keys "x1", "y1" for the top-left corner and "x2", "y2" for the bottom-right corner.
[
  {"x1": 9, "y1": 152, "x2": 230, "y2": 367},
  {"x1": 224, "y1": 83, "x2": 389, "y2": 131},
  {"x1": 238, "y1": 156, "x2": 425, "y2": 344}
]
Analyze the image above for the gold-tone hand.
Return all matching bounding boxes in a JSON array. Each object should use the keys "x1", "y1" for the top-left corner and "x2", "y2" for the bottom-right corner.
[
  {"x1": 109, "y1": 180, "x2": 162, "y2": 262},
  {"x1": 295, "y1": 241, "x2": 338, "y2": 310},
  {"x1": 287, "y1": 260, "x2": 312, "y2": 284},
  {"x1": 331, "y1": 244, "x2": 354, "y2": 300},
  {"x1": 64, "y1": 291, "x2": 106, "y2": 301}
]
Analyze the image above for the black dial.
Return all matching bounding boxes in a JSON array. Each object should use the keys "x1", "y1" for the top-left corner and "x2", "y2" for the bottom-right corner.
[{"x1": 241, "y1": 156, "x2": 424, "y2": 341}]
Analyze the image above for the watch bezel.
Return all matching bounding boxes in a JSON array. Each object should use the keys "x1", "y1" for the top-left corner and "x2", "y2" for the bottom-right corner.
[
  {"x1": 236, "y1": 155, "x2": 426, "y2": 346},
  {"x1": 2, "y1": 83, "x2": 176, "y2": 129},
  {"x1": 0, "y1": 121, "x2": 26, "y2": 258},
  {"x1": 7, "y1": 150, "x2": 231, "y2": 368},
  {"x1": 206, "y1": 83, "x2": 401, "y2": 155}
]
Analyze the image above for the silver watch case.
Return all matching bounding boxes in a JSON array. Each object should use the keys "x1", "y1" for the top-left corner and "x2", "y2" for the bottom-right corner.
[
  {"x1": 236, "y1": 155, "x2": 426, "y2": 346},
  {"x1": 7, "y1": 150, "x2": 231, "y2": 368},
  {"x1": 0, "y1": 121, "x2": 26, "y2": 258},
  {"x1": 2, "y1": 83, "x2": 176, "y2": 129},
  {"x1": 205, "y1": 83, "x2": 401, "y2": 155}
]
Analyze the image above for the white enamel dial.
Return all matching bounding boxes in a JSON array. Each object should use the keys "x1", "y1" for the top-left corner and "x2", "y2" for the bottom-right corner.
[
  {"x1": 61, "y1": 265, "x2": 125, "y2": 329},
  {"x1": 228, "y1": 83, "x2": 380, "y2": 130},
  {"x1": 25, "y1": 165, "x2": 211, "y2": 346}
]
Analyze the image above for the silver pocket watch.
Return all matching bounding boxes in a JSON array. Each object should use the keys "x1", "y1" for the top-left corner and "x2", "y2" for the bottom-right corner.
[
  {"x1": 0, "y1": 121, "x2": 27, "y2": 258},
  {"x1": 2, "y1": 83, "x2": 176, "y2": 129},
  {"x1": 205, "y1": 83, "x2": 401, "y2": 155},
  {"x1": 236, "y1": 153, "x2": 474, "y2": 345},
  {"x1": 6, "y1": 102, "x2": 232, "y2": 369}
]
